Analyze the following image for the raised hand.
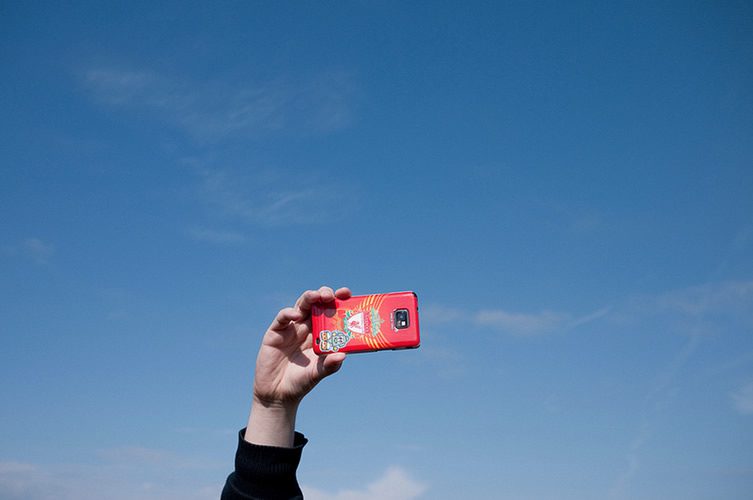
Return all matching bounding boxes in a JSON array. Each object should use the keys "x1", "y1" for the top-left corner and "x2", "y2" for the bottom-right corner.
[{"x1": 245, "y1": 286, "x2": 351, "y2": 447}]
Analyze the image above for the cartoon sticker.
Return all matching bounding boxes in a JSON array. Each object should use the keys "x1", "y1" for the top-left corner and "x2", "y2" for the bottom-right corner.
[{"x1": 318, "y1": 329, "x2": 352, "y2": 352}]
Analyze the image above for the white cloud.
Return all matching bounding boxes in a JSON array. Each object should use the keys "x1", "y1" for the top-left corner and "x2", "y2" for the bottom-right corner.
[
  {"x1": 303, "y1": 466, "x2": 427, "y2": 500},
  {"x1": 84, "y1": 68, "x2": 357, "y2": 142},
  {"x1": 731, "y1": 380, "x2": 753, "y2": 415},
  {"x1": 1, "y1": 238, "x2": 55, "y2": 264}
]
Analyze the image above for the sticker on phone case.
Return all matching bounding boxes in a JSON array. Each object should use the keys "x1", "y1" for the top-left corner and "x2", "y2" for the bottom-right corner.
[
  {"x1": 318, "y1": 329, "x2": 352, "y2": 352},
  {"x1": 343, "y1": 308, "x2": 384, "y2": 337}
]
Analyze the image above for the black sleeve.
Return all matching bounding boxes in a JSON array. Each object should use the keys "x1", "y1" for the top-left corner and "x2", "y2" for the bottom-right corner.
[{"x1": 221, "y1": 429, "x2": 308, "y2": 500}]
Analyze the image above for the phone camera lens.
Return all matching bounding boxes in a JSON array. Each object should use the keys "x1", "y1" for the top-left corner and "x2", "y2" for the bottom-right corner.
[{"x1": 394, "y1": 309, "x2": 409, "y2": 329}]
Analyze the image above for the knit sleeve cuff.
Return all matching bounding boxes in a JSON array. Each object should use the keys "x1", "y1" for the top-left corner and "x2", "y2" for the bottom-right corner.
[{"x1": 234, "y1": 428, "x2": 308, "y2": 480}]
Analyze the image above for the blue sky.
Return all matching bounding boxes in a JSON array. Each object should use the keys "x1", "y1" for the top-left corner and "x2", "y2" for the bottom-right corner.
[{"x1": 1, "y1": 1, "x2": 752, "y2": 498}]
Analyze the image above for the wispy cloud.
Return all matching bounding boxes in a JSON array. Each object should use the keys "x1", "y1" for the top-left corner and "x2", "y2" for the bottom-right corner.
[
  {"x1": 615, "y1": 279, "x2": 753, "y2": 338},
  {"x1": 174, "y1": 426, "x2": 236, "y2": 437},
  {"x1": 174, "y1": 159, "x2": 359, "y2": 243},
  {"x1": 303, "y1": 466, "x2": 427, "y2": 500},
  {"x1": 651, "y1": 280, "x2": 753, "y2": 317},
  {"x1": 608, "y1": 416, "x2": 651, "y2": 500},
  {"x1": 1, "y1": 238, "x2": 55, "y2": 264},
  {"x1": 187, "y1": 227, "x2": 247, "y2": 244},
  {"x1": 568, "y1": 306, "x2": 613, "y2": 328},
  {"x1": 609, "y1": 333, "x2": 702, "y2": 499},
  {"x1": 419, "y1": 304, "x2": 464, "y2": 326},
  {"x1": 95, "y1": 446, "x2": 210, "y2": 468},
  {"x1": 476, "y1": 307, "x2": 610, "y2": 335},
  {"x1": 474, "y1": 309, "x2": 570, "y2": 335},
  {"x1": 186, "y1": 161, "x2": 351, "y2": 230},
  {"x1": 83, "y1": 66, "x2": 359, "y2": 241},
  {"x1": 195, "y1": 166, "x2": 319, "y2": 225},
  {"x1": 731, "y1": 380, "x2": 753, "y2": 415},
  {"x1": 0, "y1": 446, "x2": 223, "y2": 500},
  {"x1": 424, "y1": 304, "x2": 610, "y2": 336},
  {"x1": 711, "y1": 223, "x2": 753, "y2": 279},
  {"x1": 83, "y1": 68, "x2": 357, "y2": 142},
  {"x1": 543, "y1": 199, "x2": 606, "y2": 234},
  {"x1": 608, "y1": 280, "x2": 753, "y2": 498},
  {"x1": 426, "y1": 280, "x2": 753, "y2": 338}
]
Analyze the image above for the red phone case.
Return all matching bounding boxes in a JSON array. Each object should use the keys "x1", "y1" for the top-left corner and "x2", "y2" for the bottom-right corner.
[{"x1": 312, "y1": 291, "x2": 420, "y2": 354}]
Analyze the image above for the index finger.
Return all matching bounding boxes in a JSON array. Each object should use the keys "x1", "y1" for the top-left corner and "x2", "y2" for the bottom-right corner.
[{"x1": 294, "y1": 289, "x2": 321, "y2": 316}]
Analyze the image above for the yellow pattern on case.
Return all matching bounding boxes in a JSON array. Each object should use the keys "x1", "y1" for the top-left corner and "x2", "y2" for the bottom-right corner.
[{"x1": 334, "y1": 293, "x2": 391, "y2": 350}]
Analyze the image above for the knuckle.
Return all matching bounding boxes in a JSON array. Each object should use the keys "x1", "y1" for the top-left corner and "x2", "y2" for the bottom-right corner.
[{"x1": 277, "y1": 307, "x2": 293, "y2": 317}]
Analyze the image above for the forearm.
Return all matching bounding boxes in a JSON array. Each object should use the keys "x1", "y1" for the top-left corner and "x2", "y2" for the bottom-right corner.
[{"x1": 244, "y1": 398, "x2": 299, "y2": 448}]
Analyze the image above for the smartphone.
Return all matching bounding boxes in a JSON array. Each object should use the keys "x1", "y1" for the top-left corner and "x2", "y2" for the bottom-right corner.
[{"x1": 312, "y1": 291, "x2": 420, "y2": 355}]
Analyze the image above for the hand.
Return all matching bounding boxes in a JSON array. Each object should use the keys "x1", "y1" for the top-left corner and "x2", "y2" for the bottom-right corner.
[
  {"x1": 253, "y1": 286, "x2": 351, "y2": 407},
  {"x1": 245, "y1": 286, "x2": 351, "y2": 446}
]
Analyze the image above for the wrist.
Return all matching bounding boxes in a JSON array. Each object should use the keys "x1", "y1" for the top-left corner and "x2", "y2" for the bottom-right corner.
[
  {"x1": 244, "y1": 397, "x2": 300, "y2": 448},
  {"x1": 252, "y1": 393, "x2": 301, "y2": 413}
]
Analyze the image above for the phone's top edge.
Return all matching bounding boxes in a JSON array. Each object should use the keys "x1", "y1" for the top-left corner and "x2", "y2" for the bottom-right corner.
[{"x1": 348, "y1": 290, "x2": 418, "y2": 299}]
